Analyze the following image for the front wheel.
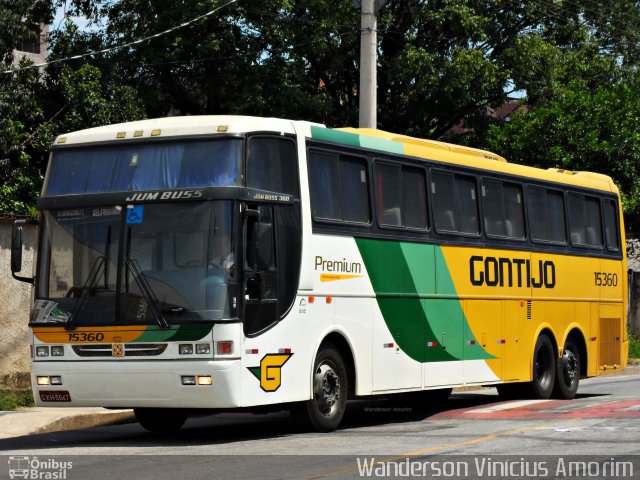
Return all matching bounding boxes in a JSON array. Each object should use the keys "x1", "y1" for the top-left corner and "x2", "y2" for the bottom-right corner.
[
  {"x1": 292, "y1": 344, "x2": 348, "y2": 432},
  {"x1": 134, "y1": 408, "x2": 188, "y2": 433},
  {"x1": 528, "y1": 334, "x2": 556, "y2": 399},
  {"x1": 553, "y1": 340, "x2": 580, "y2": 399}
]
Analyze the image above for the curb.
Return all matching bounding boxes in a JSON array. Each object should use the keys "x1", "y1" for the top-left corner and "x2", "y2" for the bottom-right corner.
[
  {"x1": 34, "y1": 410, "x2": 137, "y2": 436},
  {"x1": 0, "y1": 409, "x2": 136, "y2": 440}
]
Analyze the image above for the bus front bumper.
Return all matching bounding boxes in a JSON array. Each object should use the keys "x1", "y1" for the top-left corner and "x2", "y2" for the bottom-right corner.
[{"x1": 31, "y1": 360, "x2": 241, "y2": 409}]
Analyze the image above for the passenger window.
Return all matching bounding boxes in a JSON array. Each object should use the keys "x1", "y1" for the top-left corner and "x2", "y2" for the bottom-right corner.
[
  {"x1": 375, "y1": 163, "x2": 427, "y2": 230},
  {"x1": 603, "y1": 200, "x2": 620, "y2": 251},
  {"x1": 568, "y1": 193, "x2": 603, "y2": 248},
  {"x1": 403, "y1": 167, "x2": 428, "y2": 229},
  {"x1": 482, "y1": 180, "x2": 525, "y2": 239},
  {"x1": 308, "y1": 150, "x2": 370, "y2": 224},
  {"x1": 528, "y1": 187, "x2": 566, "y2": 244},
  {"x1": 431, "y1": 171, "x2": 478, "y2": 235}
]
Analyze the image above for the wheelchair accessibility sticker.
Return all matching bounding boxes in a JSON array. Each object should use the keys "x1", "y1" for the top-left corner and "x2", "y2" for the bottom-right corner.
[{"x1": 126, "y1": 205, "x2": 144, "y2": 224}]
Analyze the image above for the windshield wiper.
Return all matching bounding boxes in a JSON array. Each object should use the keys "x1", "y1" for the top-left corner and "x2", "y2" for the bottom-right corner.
[
  {"x1": 125, "y1": 257, "x2": 170, "y2": 328},
  {"x1": 66, "y1": 256, "x2": 106, "y2": 331}
]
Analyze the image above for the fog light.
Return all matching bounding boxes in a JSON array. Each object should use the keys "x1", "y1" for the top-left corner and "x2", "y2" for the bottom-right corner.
[
  {"x1": 51, "y1": 346, "x2": 64, "y2": 357},
  {"x1": 179, "y1": 344, "x2": 193, "y2": 355},
  {"x1": 196, "y1": 343, "x2": 210, "y2": 355},
  {"x1": 37, "y1": 376, "x2": 50, "y2": 385},
  {"x1": 196, "y1": 375, "x2": 212, "y2": 386},
  {"x1": 36, "y1": 346, "x2": 49, "y2": 357},
  {"x1": 181, "y1": 376, "x2": 196, "y2": 385},
  {"x1": 50, "y1": 376, "x2": 62, "y2": 385},
  {"x1": 216, "y1": 341, "x2": 233, "y2": 355}
]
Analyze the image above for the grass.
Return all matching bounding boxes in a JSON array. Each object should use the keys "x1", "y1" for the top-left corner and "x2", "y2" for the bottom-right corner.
[
  {"x1": 630, "y1": 330, "x2": 640, "y2": 360},
  {"x1": 0, "y1": 390, "x2": 34, "y2": 411}
]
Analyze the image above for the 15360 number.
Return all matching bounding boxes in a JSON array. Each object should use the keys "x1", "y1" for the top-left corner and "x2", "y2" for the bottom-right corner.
[
  {"x1": 594, "y1": 272, "x2": 618, "y2": 287},
  {"x1": 67, "y1": 332, "x2": 105, "y2": 342}
]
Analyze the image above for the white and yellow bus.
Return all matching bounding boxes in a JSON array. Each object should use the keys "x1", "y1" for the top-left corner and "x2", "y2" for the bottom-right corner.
[{"x1": 11, "y1": 116, "x2": 628, "y2": 432}]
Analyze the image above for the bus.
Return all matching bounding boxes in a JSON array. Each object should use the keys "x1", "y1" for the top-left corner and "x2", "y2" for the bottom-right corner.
[{"x1": 11, "y1": 115, "x2": 628, "y2": 432}]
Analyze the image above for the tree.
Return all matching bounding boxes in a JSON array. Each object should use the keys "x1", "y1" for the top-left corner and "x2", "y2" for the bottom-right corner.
[
  {"x1": 486, "y1": 73, "x2": 640, "y2": 235},
  {"x1": 0, "y1": 0, "x2": 145, "y2": 215},
  {"x1": 3, "y1": 0, "x2": 640, "y2": 231}
]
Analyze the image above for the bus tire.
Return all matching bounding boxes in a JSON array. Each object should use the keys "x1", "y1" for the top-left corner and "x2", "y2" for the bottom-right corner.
[
  {"x1": 294, "y1": 343, "x2": 348, "y2": 432},
  {"x1": 528, "y1": 334, "x2": 556, "y2": 399},
  {"x1": 553, "y1": 340, "x2": 580, "y2": 399},
  {"x1": 134, "y1": 408, "x2": 188, "y2": 433}
]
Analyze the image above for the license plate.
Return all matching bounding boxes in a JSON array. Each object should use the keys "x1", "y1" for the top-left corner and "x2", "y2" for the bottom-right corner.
[{"x1": 39, "y1": 390, "x2": 71, "y2": 402}]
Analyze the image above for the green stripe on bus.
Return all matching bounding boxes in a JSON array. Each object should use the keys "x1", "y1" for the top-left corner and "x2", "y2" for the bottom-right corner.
[
  {"x1": 358, "y1": 136, "x2": 405, "y2": 155},
  {"x1": 310, "y1": 126, "x2": 361, "y2": 147},
  {"x1": 355, "y1": 238, "x2": 493, "y2": 362}
]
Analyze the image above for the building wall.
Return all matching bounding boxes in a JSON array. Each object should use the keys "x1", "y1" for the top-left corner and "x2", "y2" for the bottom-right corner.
[
  {"x1": 12, "y1": 24, "x2": 48, "y2": 67},
  {"x1": 629, "y1": 271, "x2": 640, "y2": 333},
  {"x1": 0, "y1": 220, "x2": 36, "y2": 388}
]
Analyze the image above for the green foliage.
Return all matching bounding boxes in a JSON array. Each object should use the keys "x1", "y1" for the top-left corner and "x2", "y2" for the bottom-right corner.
[
  {"x1": 0, "y1": 390, "x2": 34, "y2": 411},
  {"x1": 630, "y1": 331, "x2": 640, "y2": 359},
  {"x1": 2, "y1": 0, "x2": 640, "y2": 230},
  {"x1": 486, "y1": 73, "x2": 640, "y2": 234}
]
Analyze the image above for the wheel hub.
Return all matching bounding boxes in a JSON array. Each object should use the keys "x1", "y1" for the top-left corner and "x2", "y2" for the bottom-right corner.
[
  {"x1": 314, "y1": 363, "x2": 341, "y2": 416},
  {"x1": 562, "y1": 350, "x2": 578, "y2": 383}
]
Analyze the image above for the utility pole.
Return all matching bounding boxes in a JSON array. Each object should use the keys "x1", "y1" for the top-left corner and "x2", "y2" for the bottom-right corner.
[{"x1": 355, "y1": 0, "x2": 387, "y2": 129}]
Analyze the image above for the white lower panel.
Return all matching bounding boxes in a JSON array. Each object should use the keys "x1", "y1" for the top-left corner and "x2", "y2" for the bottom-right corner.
[
  {"x1": 32, "y1": 360, "x2": 240, "y2": 408},
  {"x1": 423, "y1": 360, "x2": 499, "y2": 388}
]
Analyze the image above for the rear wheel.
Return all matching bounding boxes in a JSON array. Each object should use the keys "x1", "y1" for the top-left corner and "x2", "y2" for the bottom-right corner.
[
  {"x1": 292, "y1": 344, "x2": 348, "y2": 432},
  {"x1": 528, "y1": 334, "x2": 556, "y2": 399},
  {"x1": 553, "y1": 340, "x2": 580, "y2": 399},
  {"x1": 134, "y1": 408, "x2": 188, "y2": 433}
]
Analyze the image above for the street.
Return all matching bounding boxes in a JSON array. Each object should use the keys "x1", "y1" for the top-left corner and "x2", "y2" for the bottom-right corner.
[{"x1": 1, "y1": 371, "x2": 639, "y2": 479}]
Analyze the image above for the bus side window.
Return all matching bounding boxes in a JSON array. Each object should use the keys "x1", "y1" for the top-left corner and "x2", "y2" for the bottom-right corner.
[
  {"x1": 482, "y1": 179, "x2": 525, "y2": 240},
  {"x1": 308, "y1": 149, "x2": 370, "y2": 224},
  {"x1": 528, "y1": 187, "x2": 567, "y2": 244},
  {"x1": 431, "y1": 171, "x2": 478, "y2": 235},
  {"x1": 568, "y1": 193, "x2": 603, "y2": 248},
  {"x1": 375, "y1": 162, "x2": 428, "y2": 230},
  {"x1": 247, "y1": 136, "x2": 298, "y2": 195},
  {"x1": 604, "y1": 200, "x2": 620, "y2": 251}
]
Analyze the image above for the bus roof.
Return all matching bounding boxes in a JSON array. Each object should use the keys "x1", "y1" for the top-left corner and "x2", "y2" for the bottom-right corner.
[
  {"x1": 323, "y1": 127, "x2": 618, "y2": 194},
  {"x1": 53, "y1": 115, "x2": 618, "y2": 195},
  {"x1": 53, "y1": 116, "x2": 305, "y2": 146}
]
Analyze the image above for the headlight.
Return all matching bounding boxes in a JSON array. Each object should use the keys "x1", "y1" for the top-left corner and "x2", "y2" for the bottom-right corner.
[
  {"x1": 36, "y1": 346, "x2": 49, "y2": 357},
  {"x1": 196, "y1": 343, "x2": 211, "y2": 355},
  {"x1": 51, "y1": 346, "x2": 64, "y2": 357},
  {"x1": 179, "y1": 344, "x2": 193, "y2": 355}
]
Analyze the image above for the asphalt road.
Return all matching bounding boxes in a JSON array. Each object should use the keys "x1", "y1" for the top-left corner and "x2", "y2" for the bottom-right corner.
[{"x1": 1, "y1": 372, "x2": 639, "y2": 480}]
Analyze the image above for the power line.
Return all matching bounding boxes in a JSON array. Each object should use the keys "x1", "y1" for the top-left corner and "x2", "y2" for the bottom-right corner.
[{"x1": 2, "y1": 0, "x2": 238, "y2": 75}]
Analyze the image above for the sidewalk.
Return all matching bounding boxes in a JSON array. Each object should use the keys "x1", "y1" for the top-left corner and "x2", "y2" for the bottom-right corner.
[{"x1": 0, "y1": 407, "x2": 135, "y2": 440}]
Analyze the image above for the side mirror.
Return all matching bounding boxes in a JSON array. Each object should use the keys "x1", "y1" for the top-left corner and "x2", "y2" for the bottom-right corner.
[
  {"x1": 11, "y1": 226, "x2": 23, "y2": 273},
  {"x1": 11, "y1": 219, "x2": 37, "y2": 284}
]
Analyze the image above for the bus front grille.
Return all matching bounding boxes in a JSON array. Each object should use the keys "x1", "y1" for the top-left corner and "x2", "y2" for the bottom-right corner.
[{"x1": 72, "y1": 343, "x2": 168, "y2": 357}]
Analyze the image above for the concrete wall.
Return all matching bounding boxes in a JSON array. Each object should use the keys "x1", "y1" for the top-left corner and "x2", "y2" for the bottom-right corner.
[
  {"x1": 629, "y1": 271, "x2": 640, "y2": 333},
  {"x1": 0, "y1": 220, "x2": 36, "y2": 388}
]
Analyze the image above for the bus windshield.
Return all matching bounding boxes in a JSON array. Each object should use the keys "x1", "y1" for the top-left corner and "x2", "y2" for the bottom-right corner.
[
  {"x1": 45, "y1": 139, "x2": 242, "y2": 195},
  {"x1": 37, "y1": 201, "x2": 237, "y2": 326}
]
